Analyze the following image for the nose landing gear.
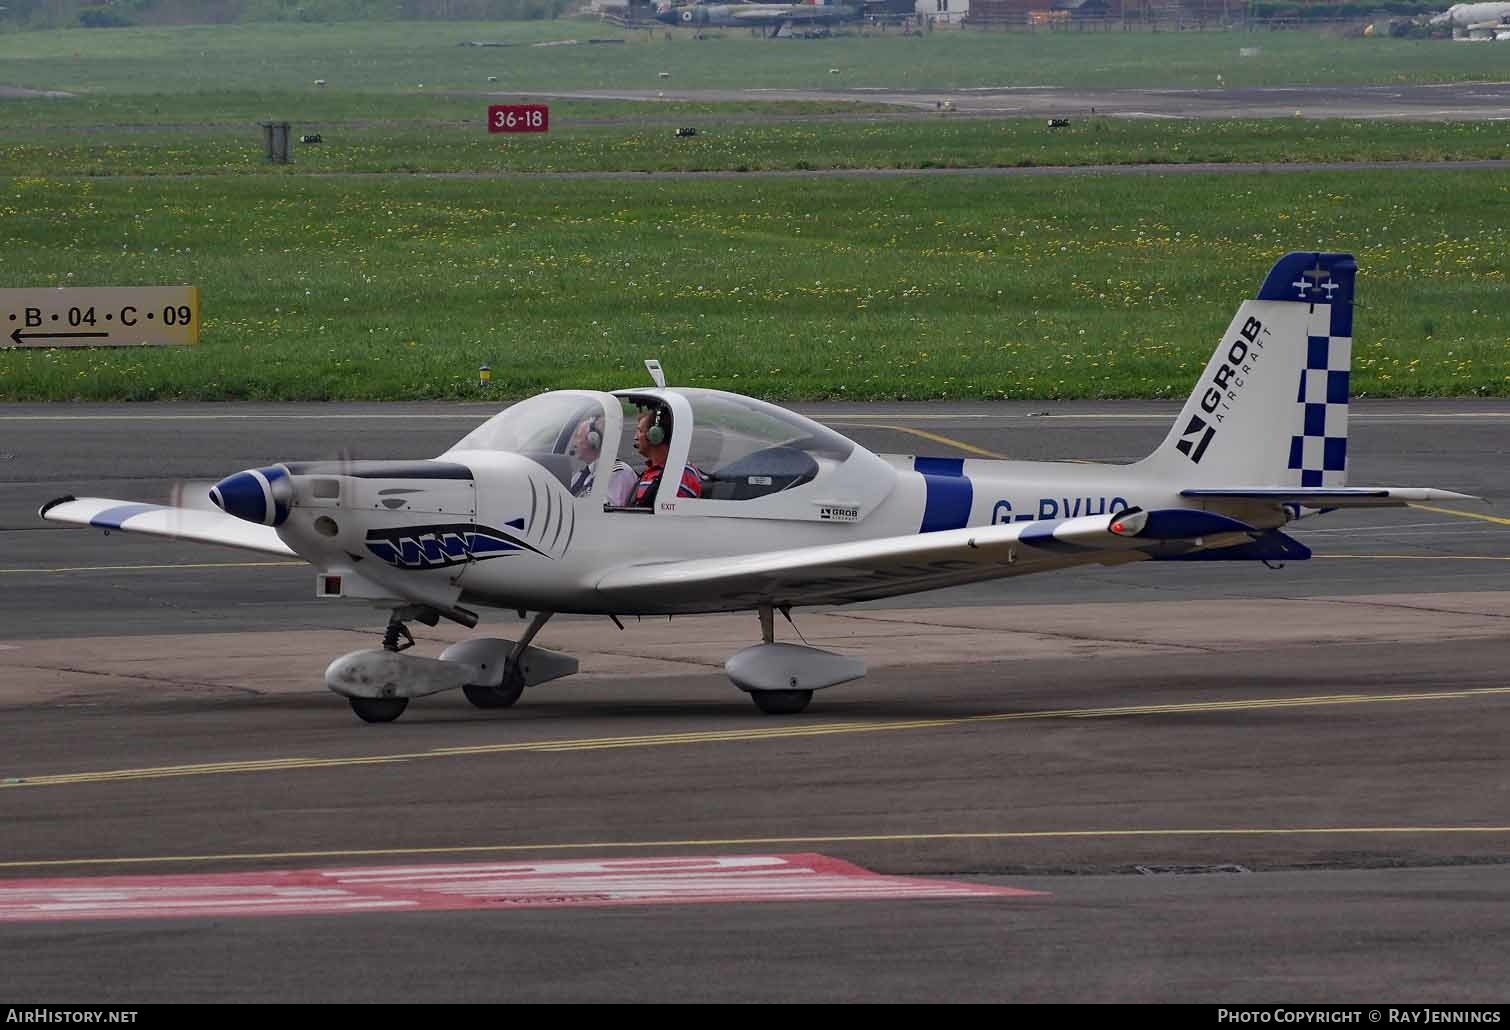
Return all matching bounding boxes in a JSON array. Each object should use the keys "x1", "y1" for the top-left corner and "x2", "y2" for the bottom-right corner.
[
  {"x1": 344, "y1": 608, "x2": 439, "y2": 722},
  {"x1": 381, "y1": 617, "x2": 416, "y2": 653}
]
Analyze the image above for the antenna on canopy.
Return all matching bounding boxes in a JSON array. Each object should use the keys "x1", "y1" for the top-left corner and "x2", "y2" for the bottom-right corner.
[{"x1": 644, "y1": 358, "x2": 666, "y2": 389}]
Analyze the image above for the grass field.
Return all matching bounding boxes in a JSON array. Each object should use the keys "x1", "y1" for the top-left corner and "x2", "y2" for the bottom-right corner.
[
  {"x1": 2, "y1": 20, "x2": 1506, "y2": 401},
  {"x1": 2, "y1": 170, "x2": 1504, "y2": 401},
  {"x1": 2, "y1": 19, "x2": 1507, "y2": 95},
  {"x1": 2, "y1": 114, "x2": 1507, "y2": 176}
]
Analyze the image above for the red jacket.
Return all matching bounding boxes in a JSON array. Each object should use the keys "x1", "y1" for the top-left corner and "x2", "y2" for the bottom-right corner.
[{"x1": 631, "y1": 462, "x2": 703, "y2": 507}]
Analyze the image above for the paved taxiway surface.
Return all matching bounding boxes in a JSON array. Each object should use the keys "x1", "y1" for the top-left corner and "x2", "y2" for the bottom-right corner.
[
  {"x1": 508, "y1": 82, "x2": 1510, "y2": 121},
  {"x1": 0, "y1": 401, "x2": 1507, "y2": 1001}
]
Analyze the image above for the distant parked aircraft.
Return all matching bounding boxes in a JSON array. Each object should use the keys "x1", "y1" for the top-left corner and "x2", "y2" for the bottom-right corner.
[
  {"x1": 1429, "y1": 2, "x2": 1510, "y2": 37},
  {"x1": 654, "y1": 0, "x2": 861, "y2": 36}
]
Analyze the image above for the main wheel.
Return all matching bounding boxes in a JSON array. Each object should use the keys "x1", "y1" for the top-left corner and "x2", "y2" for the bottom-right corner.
[
  {"x1": 462, "y1": 665, "x2": 526, "y2": 709},
  {"x1": 349, "y1": 697, "x2": 409, "y2": 723},
  {"x1": 750, "y1": 689, "x2": 813, "y2": 715}
]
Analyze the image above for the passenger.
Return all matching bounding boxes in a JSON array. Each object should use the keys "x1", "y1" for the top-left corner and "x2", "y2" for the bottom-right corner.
[
  {"x1": 568, "y1": 414, "x2": 637, "y2": 506},
  {"x1": 628, "y1": 405, "x2": 702, "y2": 509}
]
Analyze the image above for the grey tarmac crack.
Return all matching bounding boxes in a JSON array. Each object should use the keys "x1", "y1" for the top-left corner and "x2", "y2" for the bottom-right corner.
[
  {"x1": 1301, "y1": 597, "x2": 1510, "y2": 621},
  {"x1": 828, "y1": 610, "x2": 1222, "y2": 652},
  {"x1": 6, "y1": 662, "x2": 263, "y2": 698}
]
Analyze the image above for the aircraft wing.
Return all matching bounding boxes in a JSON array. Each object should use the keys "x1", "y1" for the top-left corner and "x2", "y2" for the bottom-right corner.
[
  {"x1": 40, "y1": 496, "x2": 298, "y2": 558},
  {"x1": 1180, "y1": 487, "x2": 1481, "y2": 508},
  {"x1": 591, "y1": 508, "x2": 1250, "y2": 613}
]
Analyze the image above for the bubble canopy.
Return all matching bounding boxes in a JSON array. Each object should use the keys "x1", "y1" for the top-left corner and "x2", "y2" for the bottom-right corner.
[
  {"x1": 446, "y1": 391, "x2": 614, "y2": 490},
  {"x1": 445, "y1": 388, "x2": 865, "y2": 504}
]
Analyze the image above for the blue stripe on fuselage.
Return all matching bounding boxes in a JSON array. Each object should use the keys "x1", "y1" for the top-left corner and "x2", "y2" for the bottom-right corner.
[{"x1": 914, "y1": 457, "x2": 972, "y2": 534}]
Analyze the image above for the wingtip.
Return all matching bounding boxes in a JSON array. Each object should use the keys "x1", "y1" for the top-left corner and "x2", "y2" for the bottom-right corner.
[
  {"x1": 1417, "y1": 489, "x2": 1487, "y2": 504},
  {"x1": 38, "y1": 495, "x2": 77, "y2": 520}
]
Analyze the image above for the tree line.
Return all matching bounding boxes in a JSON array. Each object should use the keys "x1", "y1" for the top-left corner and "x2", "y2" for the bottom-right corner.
[{"x1": 4, "y1": 0, "x2": 576, "y2": 30}]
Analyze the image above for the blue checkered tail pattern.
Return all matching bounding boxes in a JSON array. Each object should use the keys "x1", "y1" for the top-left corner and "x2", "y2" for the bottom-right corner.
[{"x1": 1138, "y1": 251, "x2": 1355, "y2": 490}]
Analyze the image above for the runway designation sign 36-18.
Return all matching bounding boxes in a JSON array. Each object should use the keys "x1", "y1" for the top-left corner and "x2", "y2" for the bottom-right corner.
[
  {"x1": 3, "y1": 286, "x2": 200, "y2": 348},
  {"x1": 488, "y1": 104, "x2": 548, "y2": 133}
]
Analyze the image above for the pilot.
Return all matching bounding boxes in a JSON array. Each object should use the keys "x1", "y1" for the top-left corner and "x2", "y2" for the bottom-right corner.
[
  {"x1": 569, "y1": 414, "x2": 637, "y2": 506},
  {"x1": 628, "y1": 405, "x2": 702, "y2": 509}
]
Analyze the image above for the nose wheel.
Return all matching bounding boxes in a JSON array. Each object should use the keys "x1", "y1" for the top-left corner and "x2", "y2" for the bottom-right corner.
[
  {"x1": 349, "y1": 697, "x2": 409, "y2": 723},
  {"x1": 750, "y1": 689, "x2": 812, "y2": 715}
]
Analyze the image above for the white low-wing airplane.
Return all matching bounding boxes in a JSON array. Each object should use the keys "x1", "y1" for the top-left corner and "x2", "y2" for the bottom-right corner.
[{"x1": 42, "y1": 252, "x2": 1476, "y2": 723}]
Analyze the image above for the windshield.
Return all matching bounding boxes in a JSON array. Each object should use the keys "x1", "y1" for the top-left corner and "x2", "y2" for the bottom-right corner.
[{"x1": 450, "y1": 392, "x2": 612, "y2": 491}]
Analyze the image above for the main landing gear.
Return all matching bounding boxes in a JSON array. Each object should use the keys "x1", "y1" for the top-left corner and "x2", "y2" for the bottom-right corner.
[
  {"x1": 460, "y1": 611, "x2": 553, "y2": 710},
  {"x1": 722, "y1": 605, "x2": 865, "y2": 716}
]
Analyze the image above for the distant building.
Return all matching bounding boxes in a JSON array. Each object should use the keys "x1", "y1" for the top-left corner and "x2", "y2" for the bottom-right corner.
[
  {"x1": 967, "y1": 0, "x2": 1248, "y2": 27},
  {"x1": 591, "y1": 0, "x2": 655, "y2": 23},
  {"x1": 918, "y1": 0, "x2": 971, "y2": 22},
  {"x1": 864, "y1": 0, "x2": 919, "y2": 16},
  {"x1": 966, "y1": 0, "x2": 1085, "y2": 26},
  {"x1": 1055, "y1": 0, "x2": 1114, "y2": 15}
]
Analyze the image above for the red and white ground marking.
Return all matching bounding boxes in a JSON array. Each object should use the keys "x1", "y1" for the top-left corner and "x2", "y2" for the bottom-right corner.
[{"x1": 0, "y1": 854, "x2": 1045, "y2": 923}]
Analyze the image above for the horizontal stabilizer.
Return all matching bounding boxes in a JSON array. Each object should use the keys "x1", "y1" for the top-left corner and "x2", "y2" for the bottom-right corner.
[
  {"x1": 1180, "y1": 487, "x2": 1482, "y2": 508},
  {"x1": 1154, "y1": 529, "x2": 1312, "y2": 563},
  {"x1": 39, "y1": 495, "x2": 296, "y2": 557}
]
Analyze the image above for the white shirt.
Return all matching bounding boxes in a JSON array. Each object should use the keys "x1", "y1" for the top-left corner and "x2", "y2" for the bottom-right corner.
[{"x1": 573, "y1": 460, "x2": 637, "y2": 507}]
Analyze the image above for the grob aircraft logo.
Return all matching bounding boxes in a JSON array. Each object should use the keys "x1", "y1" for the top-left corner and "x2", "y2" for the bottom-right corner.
[
  {"x1": 1176, "y1": 414, "x2": 1216, "y2": 464},
  {"x1": 1179, "y1": 315, "x2": 1266, "y2": 464}
]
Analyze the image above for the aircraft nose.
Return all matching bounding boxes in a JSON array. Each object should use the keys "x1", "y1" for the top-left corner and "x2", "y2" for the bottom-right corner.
[{"x1": 209, "y1": 465, "x2": 292, "y2": 526}]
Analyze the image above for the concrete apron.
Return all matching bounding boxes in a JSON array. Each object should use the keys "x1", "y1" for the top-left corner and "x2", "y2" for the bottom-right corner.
[{"x1": 1, "y1": 591, "x2": 1507, "y2": 707}]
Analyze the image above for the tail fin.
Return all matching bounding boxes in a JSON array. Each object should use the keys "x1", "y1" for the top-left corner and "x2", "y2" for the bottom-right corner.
[{"x1": 1138, "y1": 251, "x2": 1355, "y2": 488}]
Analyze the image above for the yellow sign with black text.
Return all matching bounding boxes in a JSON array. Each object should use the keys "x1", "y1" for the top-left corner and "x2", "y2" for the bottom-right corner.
[{"x1": 3, "y1": 287, "x2": 199, "y2": 348}]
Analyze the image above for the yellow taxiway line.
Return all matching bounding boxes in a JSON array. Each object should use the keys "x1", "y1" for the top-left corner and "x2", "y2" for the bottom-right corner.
[
  {"x1": 827, "y1": 422, "x2": 1011, "y2": 460},
  {"x1": 0, "y1": 561, "x2": 302, "y2": 574},
  {"x1": 5, "y1": 687, "x2": 1507, "y2": 791},
  {"x1": 1408, "y1": 503, "x2": 1510, "y2": 527},
  {"x1": 3, "y1": 825, "x2": 1508, "y2": 871},
  {"x1": 1313, "y1": 554, "x2": 1510, "y2": 561}
]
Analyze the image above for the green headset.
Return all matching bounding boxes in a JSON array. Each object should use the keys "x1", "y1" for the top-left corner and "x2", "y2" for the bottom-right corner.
[{"x1": 645, "y1": 406, "x2": 667, "y2": 447}]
